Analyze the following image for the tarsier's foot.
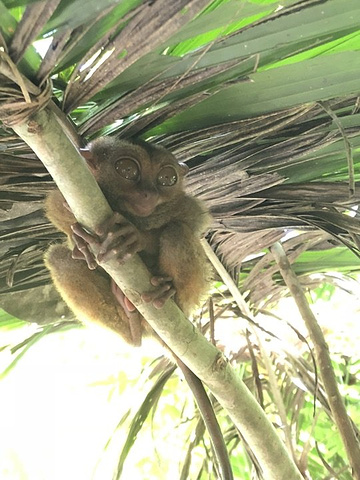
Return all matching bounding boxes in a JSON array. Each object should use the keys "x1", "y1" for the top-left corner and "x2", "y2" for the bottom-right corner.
[
  {"x1": 71, "y1": 223, "x2": 98, "y2": 270},
  {"x1": 111, "y1": 280, "x2": 143, "y2": 346},
  {"x1": 72, "y1": 215, "x2": 174, "y2": 309},
  {"x1": 111, "y1": 280, "x2": 137, "y2": 314},
  {"x1": 141, "y1": 276, "x2": 176, "y2": 309}
]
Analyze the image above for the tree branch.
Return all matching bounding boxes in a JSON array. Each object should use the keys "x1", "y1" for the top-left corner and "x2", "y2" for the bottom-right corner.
[
  {"x1": 12, "y1": 108, "x2": 302, "y2": 480},
  {"x1": 271, "y1": 241, "x2": 360, "y2": 479}
]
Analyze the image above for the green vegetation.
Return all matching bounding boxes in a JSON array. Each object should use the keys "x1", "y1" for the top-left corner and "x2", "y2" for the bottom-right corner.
[{"x1": 1, "y1": 0, "x2": 360, "y2": 478}]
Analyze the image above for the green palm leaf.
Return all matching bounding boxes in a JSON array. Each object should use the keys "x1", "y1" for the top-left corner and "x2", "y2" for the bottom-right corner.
[{"x1": 1, "y1": 1, "x2": 360, "y2": 478}]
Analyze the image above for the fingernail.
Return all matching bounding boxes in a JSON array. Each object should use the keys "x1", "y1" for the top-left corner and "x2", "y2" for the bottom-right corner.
[{"x1": 153, "y1": 300, "x2": 164, "y2": 309}]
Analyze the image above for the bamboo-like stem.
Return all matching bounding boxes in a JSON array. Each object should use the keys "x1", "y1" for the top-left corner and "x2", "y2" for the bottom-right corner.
[
  {"x1": 271, "y1": 241, "x2": 360, "y2": 479},
  {"x1": 12, "y1": 109, "x2": 302, "y2": 480},
  {"x1": 202, "y1": 240, "x2": 296, "y2": 461},
  {"x1": 201, "y1": 239, "x2": 251, "y2": 316}
]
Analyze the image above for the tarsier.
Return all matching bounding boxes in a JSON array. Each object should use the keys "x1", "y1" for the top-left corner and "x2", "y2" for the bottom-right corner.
[
  {"x1": 45, "y1": 138, "x2": 232, "y2": 480},
  {"x1": 45, "y1": 137, "x2": 211, "y2": 342}
]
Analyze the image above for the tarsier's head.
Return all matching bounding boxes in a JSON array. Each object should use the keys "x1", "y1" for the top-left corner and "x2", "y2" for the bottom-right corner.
[{"x1": 81, "y1": 137, "x2": 189, "y2": 217}]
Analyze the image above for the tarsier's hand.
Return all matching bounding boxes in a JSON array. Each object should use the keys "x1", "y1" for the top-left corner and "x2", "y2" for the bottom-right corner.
[
  {"x1": 71, "y1": 212, "x2": 176, "y2": 309},
  {"x1": 96, "y1": 212, "x2": 146, "y2": 263},
  {"x1": 71, "y1": 212, "x2": 145, "y2": 269}
]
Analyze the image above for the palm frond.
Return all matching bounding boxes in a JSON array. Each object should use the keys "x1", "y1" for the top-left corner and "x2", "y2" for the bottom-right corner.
[{"x1": 1, "y1": 2, "x2": 360, "y2": 475}]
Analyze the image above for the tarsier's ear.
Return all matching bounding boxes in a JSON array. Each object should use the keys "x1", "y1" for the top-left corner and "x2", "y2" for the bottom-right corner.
[
  {"x1": 80, "y1": 148, "x2": 98, "y2": 170},
  {"x1": 178, "y1": 162, "x2": 190, "y2": 176}
]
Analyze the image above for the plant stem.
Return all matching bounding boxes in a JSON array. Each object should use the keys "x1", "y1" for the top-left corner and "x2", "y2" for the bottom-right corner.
[
  {"x1": 271, "y1": 241, "x2": 360, "y2": 479},
  {"x1": 13, "y1": 109, "x2": 303, "y2": 480}
]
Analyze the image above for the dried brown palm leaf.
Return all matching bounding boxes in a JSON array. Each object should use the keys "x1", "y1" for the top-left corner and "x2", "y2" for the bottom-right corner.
[
  {"x1": 8, "y1": 0, "x2": 62, "y2": 64},
  {"x1": 63, "y1": 0, "x2": 211, "y2": 112}
]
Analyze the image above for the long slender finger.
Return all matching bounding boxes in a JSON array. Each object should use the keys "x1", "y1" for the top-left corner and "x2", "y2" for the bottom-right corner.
[
  {"x1": 121, "y1": 231, "x2": 141, "y2": 250},
  {"x1": 98, "y1": 230, "x2": 141, "y2": 262},
  {"x1": 71, "y1": 223, "x2": 99, "y2": 245},
  {"x1": 97, "y1": 239, "x2": 139, "y2": 263},
  {"x1": 71, "y1": 245, "x2": 85, "y2": 260},
  {"x1": 152, "y1": 288, "x2": 176, "y2": 309},
  {"x1": 111, "y1": 280, "x2": 132, "y2": 314},
  {"x1": 98, "y1": 225, "x2": 137, "y2": 254},
  {"x1": 71, "y1": 243, "x2": 97, "y2": 270},
  {"x1": 96, "y1": 212, "x2": 126, "y2": 236},
  {"x1": 150, "y1": 276, "x2": 173, "y2": 286},
  {"x1": 142, "y1": 276, "x2": 175, "y2": 305},
  {"x1": 141, "y1": 284, "x2": 176, "y2": 306}
]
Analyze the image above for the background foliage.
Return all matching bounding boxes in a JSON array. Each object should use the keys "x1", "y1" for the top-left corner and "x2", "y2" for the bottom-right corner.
[{"x1": 1, "y1": 0, "x2": 360, "y2": 478}]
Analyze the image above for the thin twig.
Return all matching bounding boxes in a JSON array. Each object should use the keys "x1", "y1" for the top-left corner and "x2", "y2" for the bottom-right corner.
[
  {"x1": 271, "y1": 241, "x2": 360, "y2": 479},
  {"x1": 10, "y1": 109, "x2": 302, "y2": 480},
  {"x1": 203, "y1": 238, "x2": 297, "y2": 462},
  {"x1": 318, "y1": 100, "x2": 354, "y2": 196}
]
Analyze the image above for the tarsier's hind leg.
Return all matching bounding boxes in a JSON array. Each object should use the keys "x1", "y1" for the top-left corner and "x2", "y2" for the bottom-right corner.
[
  {"x1": 158, "y1": 223, "x2": 211, "y2": 316},
  {"x1": 44, "y1": 244, "x2": 143, "y2": 345}
]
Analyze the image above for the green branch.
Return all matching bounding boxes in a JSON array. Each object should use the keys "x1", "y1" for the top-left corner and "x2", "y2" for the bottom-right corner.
[
  {"x1": 13, "y1": 108, "x2": 302, "y2": 480},
  {"x1": 271, "y1": 241, "x2": 360, "y2": 479}
]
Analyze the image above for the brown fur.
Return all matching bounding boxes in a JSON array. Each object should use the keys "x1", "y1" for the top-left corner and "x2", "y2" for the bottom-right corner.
[
  {"x1": 44, "y1": 138, "x2": 212, "y2": 345},
  {"x1": 44, "y1": 140, "x2": 235, "y2": 479}
]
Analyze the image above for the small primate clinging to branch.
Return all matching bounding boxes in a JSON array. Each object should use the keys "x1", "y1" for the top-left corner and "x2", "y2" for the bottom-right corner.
[
  {"x1": 45, "y1": 137, "x2": 211, "y2": 343},
  {"x1": 44, "y1": 137, "x2": 233, "y2": 480}
]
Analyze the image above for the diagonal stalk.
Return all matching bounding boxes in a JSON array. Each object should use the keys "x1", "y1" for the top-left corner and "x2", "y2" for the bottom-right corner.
[
  {"x1": 271, "y1": 241, "x2": 360, "y2": 479},
  {"x1": 12, "y1": 108, "x2": 303, "y2": 480}
]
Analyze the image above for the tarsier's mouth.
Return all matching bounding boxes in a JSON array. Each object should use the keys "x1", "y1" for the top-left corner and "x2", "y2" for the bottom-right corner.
[
  {"x1": 125, "y1": 200, "x2": 157, "y2": 217},
  {"x1": 131, "y1": 203, "x2": 156, "y2": 217}
]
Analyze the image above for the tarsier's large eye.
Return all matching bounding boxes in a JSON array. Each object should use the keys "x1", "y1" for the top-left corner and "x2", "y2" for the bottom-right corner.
[
  {"x1": 115, "y1": 158, "x2": 140, "y2": 181},
  {"x1": 157, "y1": 166, "x2": 178, "y2": 186}
]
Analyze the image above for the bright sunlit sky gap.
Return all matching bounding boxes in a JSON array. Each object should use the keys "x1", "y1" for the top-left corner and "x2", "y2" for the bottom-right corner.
[
  {"x1": 1, "y1": 284, "x2": 360, "y2": 479},
  {"x1": 0, "y1": 325, "x2": 165, "y2": 480},
  {"x1": 33, "y1": 38, "x2": 52, "y2": 58}
]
